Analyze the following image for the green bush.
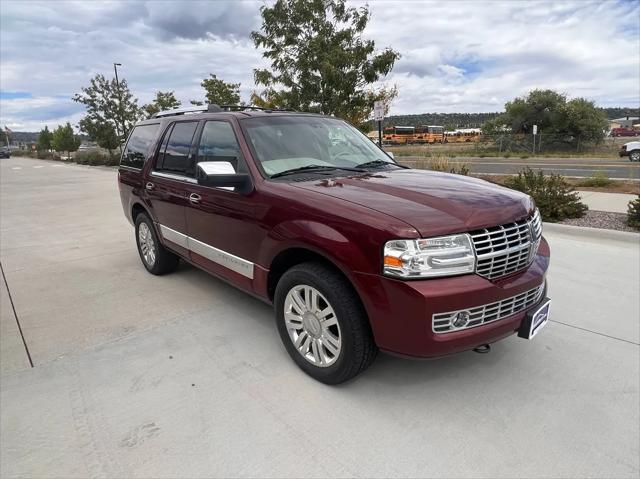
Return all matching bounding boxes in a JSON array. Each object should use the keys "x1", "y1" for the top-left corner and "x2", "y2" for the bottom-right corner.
[
  {"x1": 627, "y1": 196, "x2": 640, "y2": 229},
  {"x1": 36, "y1": 151, "x2": 54, "y2": 160},
  {"x1": 505, "y1": 167, "x2": 588, "y2": 221},
  {"x1": 10, "y1": 150, "x2": 37, "y2": 158},
  {"x1": 578, "y1": 171, "x2": 613, "y2": 187},
  {"x1": 74, "y1": 150, "x2": 118, "y2": 166}
]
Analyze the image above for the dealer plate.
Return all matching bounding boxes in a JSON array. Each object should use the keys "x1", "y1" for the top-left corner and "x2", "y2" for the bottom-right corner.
[{"x1": 518, "y1": 298, "x2": 550, "y2": 340}]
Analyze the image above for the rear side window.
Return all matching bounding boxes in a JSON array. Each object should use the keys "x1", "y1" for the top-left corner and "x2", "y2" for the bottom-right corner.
[
  {"x1": 121, "y1": 124, "x2": 159, "y2": 169},
  {"x1": 157, "y1": 121, "x2": 198, "y2": 176}
]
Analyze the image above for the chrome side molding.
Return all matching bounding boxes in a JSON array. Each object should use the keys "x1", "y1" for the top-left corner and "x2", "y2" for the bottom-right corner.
[{"x1": 158, "y1": 224, "x2": 254, "y2": 279}]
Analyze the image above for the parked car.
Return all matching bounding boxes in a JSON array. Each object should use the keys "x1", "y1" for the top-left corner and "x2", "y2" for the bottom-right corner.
[
  {"x1": 118, "y1": 105, "x2": 551, "y2": 384},
  {"x1": 619, "y1": 141, "x2": 640, "y2": 162},
  {"x1": 611, "y1": 127, "x2": 638, "y2": 137},
  {"x1": 0, "y1": 146, "x2": 11, "y2": 158}
]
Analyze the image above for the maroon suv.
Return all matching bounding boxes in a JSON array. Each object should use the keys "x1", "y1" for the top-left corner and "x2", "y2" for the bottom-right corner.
[{"x1": 118, "y1": 105, "x2": 550, "y2": 384}]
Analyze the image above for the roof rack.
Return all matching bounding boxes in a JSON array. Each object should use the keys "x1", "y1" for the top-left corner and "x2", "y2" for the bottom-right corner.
[{"x1": 153, "y1": 103, "x2": 295, "y2": 118}]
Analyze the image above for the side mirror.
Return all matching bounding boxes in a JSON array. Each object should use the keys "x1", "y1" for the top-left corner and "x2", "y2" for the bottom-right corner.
[
  {"x1": 196, "y1": 161, "x2": 250, "y2": 192},
  {"x1": 385, "y1": 151, "x2": 395, "y2": 160}
]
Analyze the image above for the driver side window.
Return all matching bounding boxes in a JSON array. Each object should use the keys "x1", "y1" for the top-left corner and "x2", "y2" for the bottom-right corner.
[{"x1": 197, "y1": 121, "x2": 246, "y2": 173}]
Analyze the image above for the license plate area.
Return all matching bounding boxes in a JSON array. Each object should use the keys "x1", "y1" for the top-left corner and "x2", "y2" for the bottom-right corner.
[{"x1": 518, "y1": 298, "x2": 550, "y2": 339}]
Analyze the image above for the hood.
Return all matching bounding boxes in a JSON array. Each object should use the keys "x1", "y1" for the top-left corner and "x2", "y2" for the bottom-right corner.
[{"x1": 292, "y1": 169, "x2": 534, "y2": 237}]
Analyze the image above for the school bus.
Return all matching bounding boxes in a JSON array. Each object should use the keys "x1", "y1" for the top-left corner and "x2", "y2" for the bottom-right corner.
[
  {"x1": 413, "y1": 125, "x2": 445, "y2": 144},
  {"x1": 382, "y1": 126, "x2": 415, "y2": 145},
  {"x1": 444, "y1": 128, "x2": 481, "y2": 143}
]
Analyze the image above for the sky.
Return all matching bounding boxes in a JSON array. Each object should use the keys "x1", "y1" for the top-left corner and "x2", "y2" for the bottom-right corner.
[{"x1": 1, "y1": 0, "x2": 639, "y2": 132}]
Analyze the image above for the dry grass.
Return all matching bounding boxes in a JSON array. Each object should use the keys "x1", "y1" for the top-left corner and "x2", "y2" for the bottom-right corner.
[{"x1": 412, "y1": 155, "x2": 470, "y2": 175}]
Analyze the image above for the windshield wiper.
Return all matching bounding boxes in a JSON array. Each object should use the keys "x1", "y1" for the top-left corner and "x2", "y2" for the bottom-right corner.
[
  {"x1": 270, "y1": 164, "x2": 365, "y2": 179},
  {"x1": 356, "y1": 159, "x2": 409, "y2": 169}
]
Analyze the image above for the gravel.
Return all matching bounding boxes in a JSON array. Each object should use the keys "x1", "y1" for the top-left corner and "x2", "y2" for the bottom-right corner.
[{"x1": 559, "y1": 210, "x2": 639, "y2": 233}]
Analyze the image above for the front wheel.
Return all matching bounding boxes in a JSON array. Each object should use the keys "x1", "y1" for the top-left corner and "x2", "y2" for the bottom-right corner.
[
  {"x1": 274, "y1": 262, "x2": 377, "y2": 384},
  {"x1": 629, "y1": 150, "x2": 640, "y2": 162}
]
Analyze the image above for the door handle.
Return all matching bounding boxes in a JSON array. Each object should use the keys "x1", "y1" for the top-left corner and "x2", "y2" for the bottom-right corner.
[
  {"x1": 189, "y1": 193, "x2": 202, "y2": 204},
  {"x1": 145, "y1": 182, "x2": 155, "y2": 191}
]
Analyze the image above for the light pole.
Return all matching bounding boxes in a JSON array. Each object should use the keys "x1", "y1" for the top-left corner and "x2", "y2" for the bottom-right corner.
[{"x1": 113, "y1": 62, "x2": 125, "y2": 152}]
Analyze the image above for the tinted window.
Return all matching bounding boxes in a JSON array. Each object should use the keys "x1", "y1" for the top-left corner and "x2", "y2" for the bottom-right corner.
[
  {"x1": 197, "y1": 121, "x2": 245, "y2": 173},
  {"x1": 121, "y1": 124, "x2": 159, "y2": 169},
  {"x1": 158, "y1": 121, "x2": 198, "y2": 175}
]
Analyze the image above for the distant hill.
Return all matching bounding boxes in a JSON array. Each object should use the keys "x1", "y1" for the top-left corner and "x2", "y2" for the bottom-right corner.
[{"x1": 372, "y1": 107, "x2": 639, "y2": 130}]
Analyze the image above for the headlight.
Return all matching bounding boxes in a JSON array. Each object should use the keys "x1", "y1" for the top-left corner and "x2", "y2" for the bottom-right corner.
[{"x1": 383, "y1": 234, "x2": 475, "y2": 278}]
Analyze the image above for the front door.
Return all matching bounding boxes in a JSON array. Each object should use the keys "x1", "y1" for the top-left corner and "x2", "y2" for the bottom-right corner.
[
  {"x1": 184, "y1": 120, "x2": 266, "y2": 292},
  {"x1": 145, "y1": 120, "x2": 199, "y2": 257}
]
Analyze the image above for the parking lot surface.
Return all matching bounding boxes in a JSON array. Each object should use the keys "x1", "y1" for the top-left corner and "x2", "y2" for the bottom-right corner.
[{"x1": 1, "y1": 156, "x2": 639, "y2": 478}]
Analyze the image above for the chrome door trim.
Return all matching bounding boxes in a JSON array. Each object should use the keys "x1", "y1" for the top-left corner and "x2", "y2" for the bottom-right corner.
[
  {"x1": 150, "y1": 171, "x2": 198, "y2": 184},
  {"x1": 188, "y1": 236, "x2": 254, "y2": 279},
  {"x1": 158, "y1": 224, "x2": 189, "y2": 249},
  {"x1": 157, "y1": 223, "x2": 254, "y2": 279}
]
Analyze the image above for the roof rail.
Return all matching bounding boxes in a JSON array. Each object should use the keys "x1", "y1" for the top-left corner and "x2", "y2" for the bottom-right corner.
[
  {"x1": 153, "y1": 104, "x2": 296, "y2": 118},
  {"x1": 153, "y1": 104, "x2": 223, "y2": 118},
  {"x1": 217, "y1": 105, "x2": 296, "y2": 112}
]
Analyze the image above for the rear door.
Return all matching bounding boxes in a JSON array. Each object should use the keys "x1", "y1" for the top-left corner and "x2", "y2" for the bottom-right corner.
[
  {"x1": 184, "y1": 119, "x2": 264, "y2": 292},
  {"x1": 145, "y1": 121, "x2": 199, "y2": 257}
]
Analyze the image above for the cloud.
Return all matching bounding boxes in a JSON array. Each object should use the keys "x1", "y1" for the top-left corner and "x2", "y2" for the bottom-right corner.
[
  {"x1": 0, "y1": 0, "x2": 638, "y2": 131},
  {"x1": 142, "y1": 1, "x2": 262, "y2": 40}
]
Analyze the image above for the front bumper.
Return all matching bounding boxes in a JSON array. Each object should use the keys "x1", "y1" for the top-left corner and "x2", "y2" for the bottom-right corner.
[
  {"x1": 353, "y1": 237, "x2": 551, "y2": 358},
  {"x1": 619, "y1": 148, "x2": 628, "y2": 157}
]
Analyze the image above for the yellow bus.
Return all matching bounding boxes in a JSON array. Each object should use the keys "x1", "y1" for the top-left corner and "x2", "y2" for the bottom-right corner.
[
  {"x1": 413, "y1": 125, "x2": 445, "y2": 144},
  {"x1": 382, "y1": 126, "x2": 415, "y2": 145},
  {"x1": 444, "y1": 129, "x2": 481, "y2": 143}
]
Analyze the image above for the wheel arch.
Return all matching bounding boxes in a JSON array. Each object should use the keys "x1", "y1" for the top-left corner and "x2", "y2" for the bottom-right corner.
[{"x1": 267, "y1": 247, "x2": 360, "y2": 304}]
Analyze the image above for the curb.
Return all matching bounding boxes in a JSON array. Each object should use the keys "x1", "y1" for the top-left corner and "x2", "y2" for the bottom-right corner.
[{"x1": 542, "y1": 222, "x2": 639, "y2": 243}]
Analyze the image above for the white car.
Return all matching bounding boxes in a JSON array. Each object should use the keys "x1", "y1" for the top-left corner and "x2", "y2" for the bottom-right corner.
[{"x1": 620, "y1": 141, "x2": 640, "y2": 162}]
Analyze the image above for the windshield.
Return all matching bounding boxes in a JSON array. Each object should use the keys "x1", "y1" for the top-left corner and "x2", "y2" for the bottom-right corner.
[{"x1": 241, "y1": 116, "x2": 395, "y2": 177}]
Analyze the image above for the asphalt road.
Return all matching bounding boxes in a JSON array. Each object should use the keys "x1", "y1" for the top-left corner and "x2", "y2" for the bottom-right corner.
[
  {"x1": 1, "y1": 156, "x2": 639, "y2": 478},
  {"x1": 400, "y1": 155, "x2": 640, "y2": 180}
]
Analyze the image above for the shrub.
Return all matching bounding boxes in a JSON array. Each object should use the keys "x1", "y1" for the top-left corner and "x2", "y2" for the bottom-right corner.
[
  {"x1": 505, "y1": 167, "x2": 588, "y2": 221},
  {"x1": 74, "y1": 150, "x2": 117, "y2": 166},
  {"x1": 627, "y1": 196, "x2": 640, "y2": 229},
  {"x1": 427, "y1": 156, "x2": 470, "y2": 175},
  {"x1": 578, "y1": 171, "x2": 613, "y2": 187}
]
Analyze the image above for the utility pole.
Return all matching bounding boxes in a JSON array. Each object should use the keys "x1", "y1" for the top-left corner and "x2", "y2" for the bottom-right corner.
[{"x1": 113, "y1": 63, "x2": 125, "y2": 153}]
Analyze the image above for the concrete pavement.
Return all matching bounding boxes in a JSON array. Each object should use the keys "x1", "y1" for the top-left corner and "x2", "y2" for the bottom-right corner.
[
  {"x1": 577, "y1": 190, "x2": 638, "y2": 213},
  {"x1": 1, "y1": 156, "x2": 639, "y2": 478}
]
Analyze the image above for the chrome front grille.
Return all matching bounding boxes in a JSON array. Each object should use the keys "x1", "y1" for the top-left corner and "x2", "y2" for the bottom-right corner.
[
  {"x1": 432, "y1": 283, "x2": 545, "y2": 333},
  {"x1": 470, "y1": 210, "x2": 542, "y2": 279}
]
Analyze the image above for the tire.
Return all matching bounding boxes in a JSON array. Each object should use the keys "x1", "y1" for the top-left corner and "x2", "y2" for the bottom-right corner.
[
  {"x1": 274, "y1": 262, "x2": 377, "y2": 384},
  {"x1": 135, "y1": 213, "x2": 179, "y2": 275},
  {"x1": 629, "y1": 150, "x2": 640, "y2": 162}
]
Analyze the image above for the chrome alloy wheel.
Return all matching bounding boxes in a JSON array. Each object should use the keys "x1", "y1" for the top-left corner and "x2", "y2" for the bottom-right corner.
[
  {"x1": 283, "y1": 285, "x2": 342, "y2": 368},
  {"x1": 138, "y1": 222, "x2": 156, "y2": 267}
]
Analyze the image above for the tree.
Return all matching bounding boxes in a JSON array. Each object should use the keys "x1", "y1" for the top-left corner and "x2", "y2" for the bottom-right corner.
[
  {"x1": 143, "y1": 91, "x2": 181, "y2": 118},
  {"x1": 484, "y1": 89, "x2": 608, "y2": 144},
  {"x1": 94, "y1": 122, "x2": 120, "y2": 158},
  {"x1": 73, "y1": 73, "x2": 141, "y2": 142},
  {"x1": 51, "y1": 123, "x2": 81, "y2": 159},
  {"x1": 37, "y1": 126, "x2": 52, "y2": 151},
  {"x1": 251, "y1": 0, "x2": 399, "y2": 123},
  {"x1": 193, "y1": 74, "x2": 241, "y2": 105}
]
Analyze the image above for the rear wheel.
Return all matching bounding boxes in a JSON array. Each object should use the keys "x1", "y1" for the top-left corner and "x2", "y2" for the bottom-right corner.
[
  {"x1": 274, "y1": 262, "x2": 377, "y2": 384},
  {"x1": 135, "y1": 213, "x2": 179, "y2": 275},
  {"x1": 629, "y1": 150, "x2": 640, "y2": 162}
]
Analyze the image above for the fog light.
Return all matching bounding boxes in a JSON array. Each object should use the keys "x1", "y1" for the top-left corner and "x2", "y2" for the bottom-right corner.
[{"x1": 452, "y1": 311, "x2": 470, "y2": 328}]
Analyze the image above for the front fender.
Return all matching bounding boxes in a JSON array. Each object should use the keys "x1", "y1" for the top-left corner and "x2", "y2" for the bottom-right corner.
[{"x1": 259, "y1": 219, "x2": 376, "y2": 276}]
